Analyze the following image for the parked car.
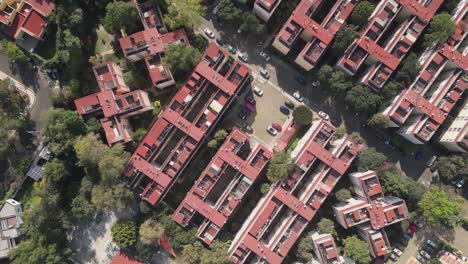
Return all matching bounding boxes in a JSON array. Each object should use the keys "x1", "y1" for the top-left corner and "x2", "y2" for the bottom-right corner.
[
  {"x1": 259, "y1": 51, "x2": 270, "y2": 61},
  {"x1": 318, "y1": 111, "x2": 330, "y2": 120},
  {"x1": 260, "y1": 69, "x2": 270, "y2": 79},
  {"x1": 393, "y1": 248, "x2": 403, "y2": 257},
  {"x1": 409, "y1": 223, "x2": 418, "y2": 231},
  {"x1": 280, "y1": 105, "x2": 290, "y2": 115},
  {"x1": 296, "y1": 76, "x2": 306, "y2": 85},
  {"x1": 456, "y1": 178, "x2": 465, "y2": 188},
  {"x1": 312, "y1": 80, "x2": 320, "y2": 87},
  {"x1": 253, "y1": 86, "x2": 264, "y2": 96},
  {"x1": 245, "y1": 95, "x2": 256, "y2": 105},
  {"x1": 238, "y1": 53, "x2": 248, "y2": 62},
  {"x1": 389, "y1": 253, "x2": 398, "y2": 261},
  {"x1": 216, "y1": 37, "x2": 224, "y2": 46},
  {"x1": 427, "y1": 155, "x2": 437, "y2": 166},
  {"x1": 293, "y1": 91, "x2": 304, "y2": 102},
  {"x1": 284, "y1": 100, "x2": 295, "y2": 109},
  {"x1": 238, "y1": 110, "x2": 247, "y2": 120},
  {"x1": 420, "y1": 250, "x2": 431, "y2": 259},
  {"x1": 242, "y1": 123, "x2": 253, "y2": 133},
  {"x1": 271, "y1": 122, "x2": 282, "y2": 132},
  {"x1": 399, "y1": 237, "x2": 409, "y2": 246},
  {"x1": 417, "y1": 255, "x2": 427, "y2": 263},
  {"x1": 267, "y1": 126, "x2": 278, "y2": 136},
  {"x1": 228, "y1": 45, "x2": 237, "y2": 54},
  {"x1": 406, "y1": 228, "x2": 415, "y2": 237},
  {"x1": 237, "y1": 25, "x2": 246, "y2": 34},
  {"x1": 204, "y1": 28, "x2": 215, "y2": 39},
  {"x1": 414, "y1": 220, "x2": 424, "y2": 229}
]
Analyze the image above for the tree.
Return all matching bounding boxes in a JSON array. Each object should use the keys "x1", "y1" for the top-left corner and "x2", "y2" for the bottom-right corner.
[
  {"x1": 159, "y1": 213, "x2": 197, "y2": 250},
  {"x1": 43, "y1": 108, "x2": 86, "y2": 155},
  {"x1": 357, "y1": 148, "x2": 387, "y2": 172},
  {"x1": 382, "y1": 81, "x2": 403, "y2": 101},
  {"x1": 74, "y1": 133, "x2": 107, "y2": 171},
  {"x1": 395, "y1": 53, "x2": 420, "y2": 86},
  {"x1": 317, "y1": 218, "x2": 337, "y2": 237},
  {"x1": 103, "y1": 1, "x2": 140, "y2": 34},
  {"x1": 98, "y1": 144, "x2": 130, "y2": 184},
  {"x1": 208, "y1": 129, "x2": 228, "y2": 148},
  {"x1": 345, "y1": 86, "x2": 383, "y2": 114},
  {"x1": 335, "y1": 188, "x2": 352, "y2": 202},
  {"x1": 423, "y1": 13, "x2": 456, "y2": 47},
  {"x1": 295, "y1": 234, "x2": 314, "y2": 261},
  {"x1": 380, "y1": 170, "x2": 409, "y2": 198},
  {"x1": 132, "y1": 128, "x2": 147, "y2": 143},
  {"x1": 91, "y1": 184, "x2": 134, "y2": 210},
  {"x1": 436, "y1": 155, "x2": 466, "y2": 181},
  {"x1": 343, "y1": 236, "x2": 371, "y2": 264},
  {"x1": 293, "y1": 105, "x2": 313, "y2": 125},
  {"x1": 200, "y1": 240, "x2": 230, "y2": 264},
  {"x1": 0, "y1": 40, "x2": 27, "y2": 63},
  {"x1": 332, "y1": 24, "x2": 359, "y2": 53},
  {"x1": 329, "y1": 70, "x2": 353, "y2": 93},
  {"x1": 368, "y1": 113, "x2": 389, "y2": 129},
  {"x1": 217, "y1": 0, "x2": 242, "y2": 25},
  {"x1": 181, "y1": 241, "x2": 205, "y2": 264},
  {"x1": 162, "y1": 44, "x2": 201, "y2": 79},
  {"x1": 112, "y1": 220, "x2": 137, "y2": 248},
  {"x1": 85, "y1": 117, "x2": 101, "y2": 134},
  {"x1": 335, "y1": 126, "x2": 346, "y2": 139},
  {"x1": 419, "y1": 188, "x2": 463, "y2": 227},
  {"x1": 349, "y1": 132, "x2": 364, "y2": 145},
  {"x1": 43, "y1": 159, "x2": 70, "y2": 195},
  {"x1": 318, "y1": 65, "x2": 334, "y2": 90},
  {"x1": 242, "y1": 13, "x2": 266, "y2": 35},
  {"x1": 9, "y1": 239, "x2": 70, "y2": 264},
  {"x1": 350, "y1": 1, "x2": 375, "y2": 28},
  {"x1": 260, "y1": 183, "x2": 270, "y2": 194},
  {"x1": 139, "y1": 218, "x2": 165, "y2": 245},
  {"x1": 164, "y1": 0, "x2": 206, "y2": 30},
  {"x1": 266, "y1": 151, "x2": 294, "y2": 183}
]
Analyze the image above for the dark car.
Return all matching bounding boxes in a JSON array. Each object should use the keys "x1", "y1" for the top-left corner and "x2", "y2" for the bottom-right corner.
[
  {"x1": 280, "y1": 105, "x2": 290, "y2": 115},
  {"x1": 296, "y1": 76, "x2": 306, "y2": 85},
  {"x1": 238, "y1": 110, "x2": 247, "y2": 120},
  {"x1": 284, "y1": 100, "x2": 295, "y2": 109},
  {"x1": 216, "y1": 37, "x2": 224, "y2": 46},
  {"x1": 245, "y1": 95, "x2": 256, "y2": 105}
]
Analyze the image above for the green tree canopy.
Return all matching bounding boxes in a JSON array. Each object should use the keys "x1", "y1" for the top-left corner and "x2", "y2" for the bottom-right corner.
[
  {"x1": 0, "y1": 40, "x2": 28, "y2": 63},
  {"x1": 159, "y1": 213, "x2": 197, "y2": 250},
  {"x1": 266, "y1": 151, "x2": 294, "y2": 183},
  {"x1": 217, "y1": 0, "x2": 242, "y2": 25},
  {"x1": 332, "y1": 23, "x2": 360, "y2": 53},
  {"x1": 139, "y1": 218, "x2": 165, "y2": 245},
  {"x1": 395, "y1": 53, "x2": 420, "y2": 86},
  {"x1": 356, "y1": 148, "x2": 387, "y2": 172},
  {"x1": 91, "y1": 184, "x2": 133, "y2": 210},
  {"x1": 181, "y1": 240, "x2": 230, "y2": 264},
  {"x1": 334, "y1": 188, "x2": 352, "y2": 202},
  {"x1": 419, "y1": 188, "x2": 463, "y2": 227},
  {"x1": 103, "y1": 2, "x2": 140, "y2": 34},
  {"x1": 423, "y1": 13, "x2": 456, "y2": 47},
  {"x1": 436, "y1": 155, "x2": 466, "y2": 181},
  {"x1": 350, "y1": 1, "x2": 375, "y2": 28},
  {"x1": 368, "y1": 113, "x2": 389, "y2": 129},
  {"x1": 164, "y1": 0, "x2": 206, "y2": 30},
  {"x1": 111, "y1": 220, "x2": 137, "y2": 248},
  {"x1": 345, "y1": 86, "x2": 383, "y2": 114},
  {"x1": 293, "y1": 105, "x2": 313, "y2": 125},
  {"x1": 343, "y1": 236, "x2": 371, "y2": 264},
  {"x1": 318, "y1": 65, "x2": 334, "y2": 90},
  {"x1": 260, "y1": 183, "x2": 270, "y2": 194},
  {"x1": 295, "y1": 234, "x2": 314, "y2": 261},
  {"x1": 242, "y1": 13, "x2": 266, "y2": 35},
  {"x1": 330, "y1": 70, "x2": 353, "y2": 93},
  {"x1": 74, "y1": 133, "x2": 107, "y2": 171},
  {"x1": 317, "y1": 218, "x2": 337, "y2": 236},
  {"x1": 43, "y1": 159, "x2": 70, "y2": 195},
  {"x1": 163, "y1": 44, "x2": 201, "y2": 79}
]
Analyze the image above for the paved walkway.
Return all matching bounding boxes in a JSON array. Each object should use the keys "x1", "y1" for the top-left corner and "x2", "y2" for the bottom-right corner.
[{"x1": 0, "y1": 70, "x2": 36, "y2": 111}]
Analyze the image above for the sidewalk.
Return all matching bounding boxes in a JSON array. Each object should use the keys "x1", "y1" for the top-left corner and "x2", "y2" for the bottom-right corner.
[{"x1": 0, "y1": 70, "x2": 36, "y2": 111}]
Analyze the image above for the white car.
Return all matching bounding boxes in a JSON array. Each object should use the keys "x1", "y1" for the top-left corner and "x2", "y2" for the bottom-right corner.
[
  {"x1": 420, "y1": 250, "x2": 431, "y2": 259},
  {"x1": 238, "y1": 53, "x2": 248, "y2": 62},
  {"x1": 259, "y1": 51, "x2": 270, "y2": 61},
  {"x1": 212, "y1": 5, "x2": 219, "y2": 15},
  {"x1": 414, "y1": 220, "x2": 423, "y2": 229},
  {"x1": 253, "y1": 86, "x2": 264, "y2": 96},
  {"x1": 260, "y1": 69, "x2": 270, "y2": 79},
  {"x1": 318, "y1": 111, "x2": 330, "y2": 120},
  {"x1": 426, "y1": 240, "x2": 437, "y2": 248},
  {"x1": 293, "y1": 91, "x2": 304, "y2": 102},
  {"x1": 204, "y1": 28, "x2": 215, "y2": 39},
  {"x1": 393, "y1": 248, "x2": 403, "y2": 256},
  {"x1": 267, "y1": 126, "x2": 277, "y2": 136}
]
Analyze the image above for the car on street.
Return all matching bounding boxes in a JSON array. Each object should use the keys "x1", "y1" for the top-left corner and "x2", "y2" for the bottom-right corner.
[
  {"x1": 271, "y1": 122, "x2": 282, "y2": 132},
  {"x1": 312, "y1": 80, "x2": 320, "y2": 87},
  {"x1": 413, "y1": 220, "x2": 423, "y2": 229},
  {"x1": 260, "y1": 69, "x2": 270, "y2": 79},
  {"x1": 420, "y1": 250, "x2": 431, "y2": 259},
  {"x1": 267, "y1": 126, "x2": 278, "y2": 136},
  {"x1": 237, "y1": 25, "x2": 246, "y2": 34},
  {"x1": 406, "y1": 228, "x2": 415, "y2": 237},
  {"x1": 280, "y1": 105, "x2": 290, "y2": 115},
  {"x1": 238, "y1": 110, "x2": 247, "y2": 120},
  {"x1": 318, "y1": 111, "x2": 330, "y2": 120},
  {"x1": 253, "y1": 86, "x2": 264, "y2": 96},
  {"x1": 238, "y1": 53, "x2": 248, "y2": 62},
  {"x1": 228, "y1": 45, "x2": 237, "y2": 54},
  {"x1": 389, "y1": 253, "x2": 398, "y2": 261},
  {"x1": 293, "y1": 91, "x2": 304, "y2": 102},
  {"x1": 204, "y1": 28, "x2": 215, "y2": 39},
  {"x1": 216, "y1": 37, "x2": 224, "y2": 46},
  {"x1": 393, "y1": 248, "x2": 403, "y2": 257},
  {"x1": 245, "y1": 95, "x2": 256, "y2": 105},
  {"x1": 296, "y1": 76, "x2": 306, "y2": 85},
  {"x1": 259, "y1": 51, "x2": 270, "y2": 61},
  {"x1": 417, "y1": 255, "x2": 427, "y2": 263},
  {"x1": 284, "y1": 100, "x2": 295, "y2": 109},
  {"x1": 456, "y1": 178, "x2": 465, "y2": 188},
  {"x1": 399, "y1": 237, "x2": 409, "y2": 246},
  {"x1": 427, "y1": 155, "x2": 437, "y2": 166},
  {"x1": 242, "y1": 123, "x2": 253, "y2": 133}
]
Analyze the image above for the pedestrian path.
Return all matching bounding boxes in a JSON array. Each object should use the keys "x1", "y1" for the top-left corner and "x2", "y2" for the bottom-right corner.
[{"x1": 0, "y1": 70, "x2": 36, "y2": 111}]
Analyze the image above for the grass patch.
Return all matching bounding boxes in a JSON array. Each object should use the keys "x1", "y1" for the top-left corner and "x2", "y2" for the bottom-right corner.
[
  {"x1": 16, "y1": 178, "x2": 42, "y2": 210},
  {"x1": 35, "y1": 26, "x2": 57, "y2": 60},
  {"x1": 94, "y1": 26, "x2": 113, "y2": 54}
]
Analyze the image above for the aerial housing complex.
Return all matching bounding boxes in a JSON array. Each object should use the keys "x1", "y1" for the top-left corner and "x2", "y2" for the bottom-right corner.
[
  {"x1": 229, "y1": 120, "x2": 359, "y2": 264},
  {"x1": 0, "y1": 0, "x2": 54, "y2": 50},
  {"x1": 382, "y1": 1, "x2": 467, "y2": 146},
  {"x1": 119, "y1": 1, "x2": 189, "y2": 90},
  {"x1": 333, "y1": 171, "x2": 409, "y2": 258},
  {"x1": 439, "y1": 100, "x2": 467, "y2": 152},
  {"x1": 122, "y1": 43, "x2": 251, "y2": 207},
  {"x1": 74, "y1": 62, "x2": 153, "y2": 146},
  {"x1": 253, "y1": 0, "x2": 282, "y2": 21},
  {"x1": 273, "y1": 0, "x2": 360, "y2": 71},
  {"x1": 311, "y1": 232, "x2": 344, "y2": 264},
  {"x1": 336, "y1": 0, "x2": 443, "y2": 90},
  {"x1": 173, "y1": 128, "x2": 272, "y2": 245},
  {"x1": 0, "y1": 199, "x2": 23, "y2": 259}
]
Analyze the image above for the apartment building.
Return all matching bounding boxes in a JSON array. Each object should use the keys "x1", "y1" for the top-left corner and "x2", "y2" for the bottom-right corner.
[
  {"x1": 336, "y1": 0, "x2": 443, "y2": 91},
  {"x1": 383, "y1": 1, "x2": 467, "y2": 145},
  {"x1": 74, "y1": 62, "x2": 153, "y2": 146},
  {"x1": 439, "y1": 100, "x2": 467, "y2": 152},
  {"x1": 272, "y1": 0, "x2": 359, "y2": 71},
  {"x1": 253, "y1": 0, "x2": 282, "y2": 22},
  {"x1": 135, "y1": 0, "x2": 165, "y2": 30},
  {"x1": 0, "y1": 0, "x2": 54, "y2": 50},
  {"x1": 229, "y1": 120, "x2": 359, "y2": 264},
  {"x1": 0, "y1": 199, "x2": 23, "y2": 259},
  {"x1": 333, "y1": 171, "x2": 409, "y2": 258},
  {"x1": 311, "y1": 232, "x2": 344, "y2": 264},
  {"x1": 173, "y1": 128, "x2": 272, "y2": 245},
  {"x1": 122, "y1": 43, "x2": 251, "y2": 207}
]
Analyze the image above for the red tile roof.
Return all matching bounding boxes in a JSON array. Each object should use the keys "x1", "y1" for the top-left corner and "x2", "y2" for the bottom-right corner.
[
  {"x1": 26, "y1": 0, "x2": 55, "y2": 17},
  {"x1": 111, "y1": 250, "x2": 142, "y2": 264},
  {"x1": 20, "y1": 10, "x2": 47, "y2": 38}
]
